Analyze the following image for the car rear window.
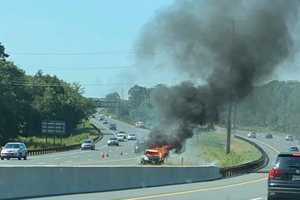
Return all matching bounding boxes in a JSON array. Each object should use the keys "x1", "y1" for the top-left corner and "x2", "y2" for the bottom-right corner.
[{"x1": 276, "y1": 155, "x2": 300, "y2": 168}]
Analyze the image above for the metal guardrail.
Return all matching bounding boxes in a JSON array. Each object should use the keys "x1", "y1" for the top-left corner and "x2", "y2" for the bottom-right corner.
[
  {"x1": 27, "y1": 123, "x2": 103, "y2": 156},
  {"x1": 220, "y1": 135, "x2": 269, "y2": 177}
]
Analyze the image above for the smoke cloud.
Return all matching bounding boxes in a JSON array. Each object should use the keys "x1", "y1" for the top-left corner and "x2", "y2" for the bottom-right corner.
[{"x1": 137, "y1": 0, "x2": 300, "y2": 151}]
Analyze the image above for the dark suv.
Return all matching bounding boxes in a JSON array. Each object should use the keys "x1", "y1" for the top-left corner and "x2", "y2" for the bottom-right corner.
[{"x1": 268, "y1": 153, "x2": 300, "y2": 199}]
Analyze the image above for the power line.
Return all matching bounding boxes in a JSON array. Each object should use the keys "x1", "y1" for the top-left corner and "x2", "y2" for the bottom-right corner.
[
  {"x1": 26, "y1": 65, "x2": 135, "y2": 71},
  {"x1": 8, "y1": 50, "x2": 136, "y2": 56}
]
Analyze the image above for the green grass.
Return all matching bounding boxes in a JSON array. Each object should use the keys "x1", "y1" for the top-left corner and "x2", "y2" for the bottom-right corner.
[
  {"x1": 18, "y1": 121, "x2": 100, "y2": 150},
  {"x1": 199, "y1": 131, "x2": 261, "y2": 167}
]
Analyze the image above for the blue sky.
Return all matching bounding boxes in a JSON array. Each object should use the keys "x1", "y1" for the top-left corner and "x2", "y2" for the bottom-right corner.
[{"x1": 1, "y1": 0, "x2": 174, "y2": 97}]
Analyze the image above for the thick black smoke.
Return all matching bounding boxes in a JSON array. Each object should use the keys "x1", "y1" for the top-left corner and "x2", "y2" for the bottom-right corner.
[{"x1": 137, "y1": 0, "x2": 300, "y2": 151}]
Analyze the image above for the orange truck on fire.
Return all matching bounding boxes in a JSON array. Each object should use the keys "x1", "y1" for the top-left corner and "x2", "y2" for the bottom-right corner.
[{"x1": 140, "y1": 146, "x2": 170, "y2": 165}]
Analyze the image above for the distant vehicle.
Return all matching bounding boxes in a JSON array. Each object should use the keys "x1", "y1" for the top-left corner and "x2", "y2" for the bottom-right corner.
[
  {"x1": 103, "y1": 121, "x2": 108, "y2": 125},
  {"x1": 81, "y1": 139, "x2": 95, "y2": 150},
  {"x1": 265, "y1": 133, "x2": 273, "y2": 139},
  {"x1": 128, "y1": 134, "x2": 137, "y2": 140},
  {"x1": 117, "y1": 133, "x2": 127, "y2": 142},
  {"x1": 99, "y1": 117, "x2": 105, "y2": 121},
  {"x1": 0, "y1": 142, "x2": 27, "y2": 160},
  {"x1": 135, "y1": 121, "x2": 145, "y2": 128},
  {"x1": 141, "y1": 146, "x2": 169, "y2": 165},
  {"x1": 286, "y1": 135, "x2": 294, "y2": 141},
  {"x1": 247, "y1": 132, "x2": 256, "y2": 138},
  {"x1": 268, "y1": 153, "x2": 300, "y2": 199},
  {"x1": 109, "y1": 123, "x2": 117, "y2": 131},
  {"x1": 289, "y1": 146, "x2": 299, "y2": 152},
  {"x1": 107, "y1": 137, "x2": 119, "y2": 146},
  {"x1": 134, "y1": 140, "x2": 147, "y2": 153}
]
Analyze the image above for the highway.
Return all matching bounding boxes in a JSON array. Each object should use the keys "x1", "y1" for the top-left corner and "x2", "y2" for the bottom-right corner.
[
  {"x1": 26, "y1": 121, "x2": 300, "y2": 200},
  {"x1": 0, "y1": 116, "x2": 149, "y2": 166}
]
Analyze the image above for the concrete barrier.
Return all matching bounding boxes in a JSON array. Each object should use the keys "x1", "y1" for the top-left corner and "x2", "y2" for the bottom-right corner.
[{"x1": 0, "y1": 166, "x2": 221, "y2": 199}]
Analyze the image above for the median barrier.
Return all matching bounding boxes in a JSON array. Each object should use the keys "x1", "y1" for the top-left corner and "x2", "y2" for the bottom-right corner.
[
  {"x1": 220, "y1": 135, "x2": 269, "y2": 177},
  {"x1": 0, "y1": 165, "x2": 221, "y2": 199}
]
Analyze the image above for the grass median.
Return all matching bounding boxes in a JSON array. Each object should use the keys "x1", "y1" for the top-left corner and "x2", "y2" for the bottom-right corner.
[
  {"x1": 18, "y1": 121, "x2": 100, "y2": 150},
  {"x1": 199, "y1": 130, "x2": 261, "y2": 167}
]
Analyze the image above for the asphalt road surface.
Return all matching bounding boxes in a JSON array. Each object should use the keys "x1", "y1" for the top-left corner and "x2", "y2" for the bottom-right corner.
[
  {"x1": 29, "y1": 126, "x2": 300, "y2": 200},
  {"x1": 0, "y1": 115, "x2": 149, "y2": 166}
]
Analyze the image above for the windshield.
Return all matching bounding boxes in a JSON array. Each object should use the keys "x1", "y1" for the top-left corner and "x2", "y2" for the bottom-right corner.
[{"x1": 5, "y1": 144, "x2": 20, "y2": 149}]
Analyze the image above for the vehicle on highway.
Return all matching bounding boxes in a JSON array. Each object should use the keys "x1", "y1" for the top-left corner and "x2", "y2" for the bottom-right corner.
[
  {"x1": 268, "y1": 153, "x2": 300, "y2": 199},
  {"x1": 247, "y1": 132, "x2": 256, "y2": 138},
  {"x1": 116, "y1": 133, "x2": 127, "y2": 142},
  {"x1": 0, "y1": 142, "x2": 27, "y2": 160},
  {"x1": 265, "y1": 133, "x2": 273, "y2": 139},
  {"x1": 107, "y1": 137, "x2": 119, "y2": 146},
  {"x1": 135, "y1": 121, "x2": 145, "y2": 128},
  {"x1": 286, "y1": 135, "x2": 294, "y2": 141},
  {"x1": 81, "y1": 139, "x2": 95, "y2": 150},
  {"x1": 109, "y1": 123, "x2": 117, "y2": 131},
  {"x1": 128, "y1": 134, "x2": 137, "y2": 140},
  {"x1": 141, "y1": 146, "x2": 169, "y2": 165},
  {"x1": 134, "y1": 140, "x2": 147, "y2": 153},
  {"x1": 103, "y1": 120, "x2": 108, "y2": 125},
  {"x1": 289, "y1": 146, "x2": 300, "y2": 152}
]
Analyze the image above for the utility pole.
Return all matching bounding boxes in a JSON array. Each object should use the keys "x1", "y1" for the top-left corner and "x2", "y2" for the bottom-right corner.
[{"x1": 225, "y1": 19, "x2": 235, "y2": 154}]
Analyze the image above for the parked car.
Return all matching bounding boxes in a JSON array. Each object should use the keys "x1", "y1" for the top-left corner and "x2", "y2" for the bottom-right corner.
[
  {"x1": 81, "y1": 139, "x2": 95, "y2": 150},
  {"x1": 128, "y1": 134, "x2": 137, "y2": 140},
  {"x1": 286, "y1": 135, "x2": 294, "y2": 141},
  {"x1": 289, "y1": 146, "x2": 300, "y2": 152},
  {"x1": 0, "y1": 142, "x2": 27, "y2": 160},
  {"x1": 265, "y1": 133, "x2": 273, "y2": 139},
  {"x1": 247, "y1": 132, "x2": 256, "y2": 138},
  {"x1": 268, "y1": 153, "x2": 300, "y2": 199},
  {"x1": 107, "y1": 137, "x2": 119, "y2": 146}
]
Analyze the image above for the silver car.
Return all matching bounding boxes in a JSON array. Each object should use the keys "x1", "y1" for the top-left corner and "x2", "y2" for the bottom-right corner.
[
  {"x1": 0, "y1": 142, "x2": 28, "y2": 160},
  {"x1": 81, "y1": 139, "x2": 95, "y2": 150}
]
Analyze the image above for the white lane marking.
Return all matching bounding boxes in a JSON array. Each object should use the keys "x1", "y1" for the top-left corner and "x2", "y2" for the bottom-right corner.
[{"x1": 250, "y1": 197, "x2": 263, "y2": 200}]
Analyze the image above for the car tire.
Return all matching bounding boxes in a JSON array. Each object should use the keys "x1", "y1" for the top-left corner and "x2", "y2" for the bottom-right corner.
[
  {"x1": 7, "y1": 157, "x2": 10, "y2": 160},
  {"x1": 18, "y1": 157, "x2": 21, "y2": 160},
  {"x1": 24, "y1": 155, "x2": 27, "y2": 160},
  {"x1": 0, "y1": 157, "x2": 3, "y2": 160}
]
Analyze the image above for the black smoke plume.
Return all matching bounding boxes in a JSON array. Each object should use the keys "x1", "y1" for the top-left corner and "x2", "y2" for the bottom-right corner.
[{"x1": 137, "y1": 0, "x2": 300, "y2": 152}]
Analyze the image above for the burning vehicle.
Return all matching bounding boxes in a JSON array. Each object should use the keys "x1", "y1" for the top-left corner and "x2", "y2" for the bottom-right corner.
[{"x1": 141, "y1": 146, "x2": 170, "y2": 165}]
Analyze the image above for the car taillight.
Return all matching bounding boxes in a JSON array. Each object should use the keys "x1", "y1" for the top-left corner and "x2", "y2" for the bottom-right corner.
[{"x1": 268, "y1": 168, "x2": 282, "y2": 180}]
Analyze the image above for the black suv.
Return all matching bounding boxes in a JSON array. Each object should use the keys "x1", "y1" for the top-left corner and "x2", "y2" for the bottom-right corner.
[{"x1": 268, "y1": 153, "x2": 300, "y2": 199}]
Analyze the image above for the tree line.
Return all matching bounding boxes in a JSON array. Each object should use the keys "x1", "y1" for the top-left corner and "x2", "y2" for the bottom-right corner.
[
  {"x1": 0, "y1": 43, "x2": 95, "y2": 143},
  {"x1": 105, "y1": 80, "x2": 300, "y2": 134}
]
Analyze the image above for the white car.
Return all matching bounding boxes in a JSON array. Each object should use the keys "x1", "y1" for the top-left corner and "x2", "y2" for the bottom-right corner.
[
  {"x1": 107, "y1": 137, "x2": 119, "y2": 146},
  {"x1": 128, "y1": 134, "x2": 137, "y2": 140},
  {"x1": 1, "y1": 142, "x2": 27, "y2": 160},
  {"x1": 117, "y1": 134, "x2": 127, "y2": 142},
  {"x1": 286, "y1": 135, "x2": 294, "y2": 141},
  {"x1": 247, "y1": 132, "x2": 256, "y2": 138},
  {"x1": 135, "y1": 121, "x2": 145, "y2": 128},
  {"x1": 81, "y1": 139, "x2": 95, "y2": 150}
]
